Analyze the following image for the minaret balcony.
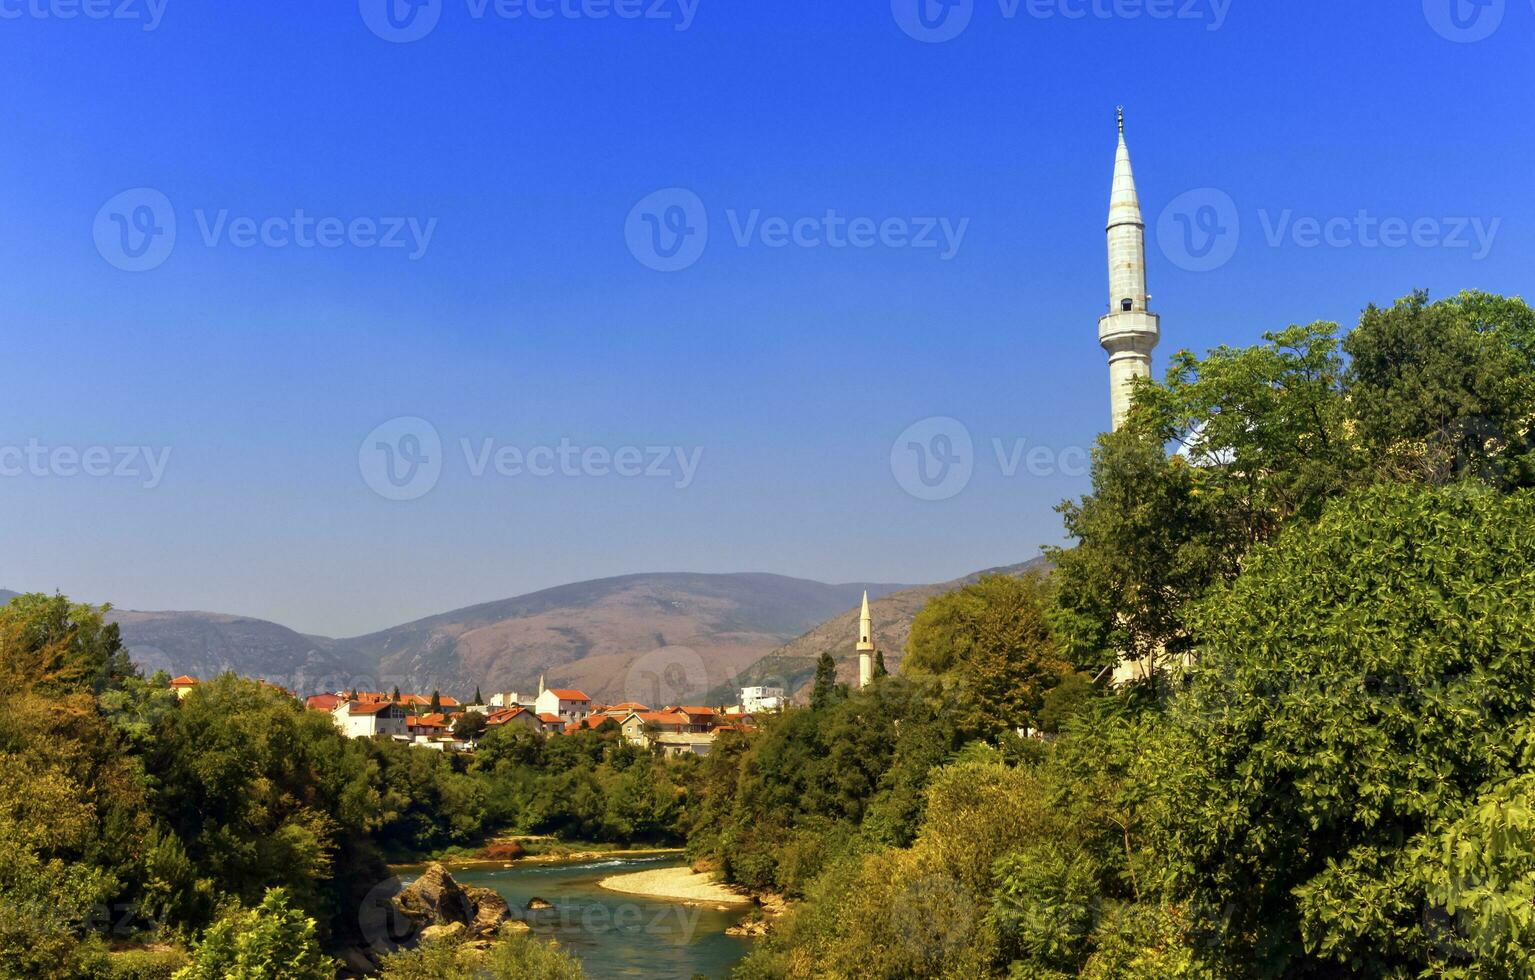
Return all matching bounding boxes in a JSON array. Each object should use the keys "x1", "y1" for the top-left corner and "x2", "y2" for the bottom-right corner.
[{"x1": 1098, "y1": 309, "x2": 1161, "y2": 352}]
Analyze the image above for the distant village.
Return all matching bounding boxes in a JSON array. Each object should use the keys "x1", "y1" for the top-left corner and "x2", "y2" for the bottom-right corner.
[{"x1": 166, "y1": 672, "x2": 784, "y2": 757}]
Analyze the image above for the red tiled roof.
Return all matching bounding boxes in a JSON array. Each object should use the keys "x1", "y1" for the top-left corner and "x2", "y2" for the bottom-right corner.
[
  {"x1": 485, "y1": 707, "x2": 528, "y2": 726},
  {"x1": 607, "y1": 702, "x2": 650, "y2": 712},
  {"x1": 547, "y1": 689, "x2": 590, "y2": 702},
  {"x1": 170, "y1": 675, "x2": 199, "y2": 686},
  {"x1": 536, "y1": 713, "x2": 563, "y2": 724},
  {"x1": 348, "y1": 702, "x2": 400, "y2": 716},
  {"x1": 407, "y1": 713, "x2": 449, "y2": 728},
  {"x1": 305, "y1": 694, "x2": 343, "y2": 711}
]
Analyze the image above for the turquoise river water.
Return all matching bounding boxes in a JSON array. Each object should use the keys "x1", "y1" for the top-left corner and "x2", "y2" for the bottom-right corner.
[{"x1": 402, "y1": 855, "x2": 752, "y2": 979}]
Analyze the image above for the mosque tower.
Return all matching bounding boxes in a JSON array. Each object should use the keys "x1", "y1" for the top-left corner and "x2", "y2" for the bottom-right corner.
[
  {"x1": 1098, "y1": 108, "x2": 1160, "y2": 430},
  {"x1": 856, "y1": 591, "x2": 876, "y2": 690}
]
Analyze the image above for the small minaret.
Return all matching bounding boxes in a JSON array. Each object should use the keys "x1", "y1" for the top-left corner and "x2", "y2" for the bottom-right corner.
[
  {"x1": 856, "y1": 591, "x2": 876, "y2": 690},
  {"x1": 1098, "y1": 107, "x2": 1160, "y2": 430},
  {"x1": 538, "y1": 673, "x2": 546, "y2": 697}
]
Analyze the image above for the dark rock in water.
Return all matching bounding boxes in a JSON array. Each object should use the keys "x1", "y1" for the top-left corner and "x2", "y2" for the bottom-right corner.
[
  {"x1": 526, "y1": 897, "x2": 555, "y2": 911},
  {"x1": 393, "y1": 863, "x2": 513, "y2": 939}
]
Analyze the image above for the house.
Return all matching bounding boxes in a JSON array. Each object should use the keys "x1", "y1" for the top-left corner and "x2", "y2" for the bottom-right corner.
[
  {"x1": 332, "y1": 700, "x2": 409, "y2": 739},
  {"x1": 304, "y1": 693, "x2": 344, "y2": 712},
  {"x1": 535, "y1": 688, "x2": 592, "y2": 723},
  {"x1": 485, "y1": 706, "x2": 541, "y2": 732},
  {"x1": 618, "y1": 710, "x2": 692, "y2": 747},
  {"x1": 667, "y1": 706, "x2": 719, "y2": 733},
  {"x1": 739, "y1": 685, "x2": 785, "y2": 713},
  {"x1": 488, "y1": 691, "x2": 538, "y2": 710},
  {"x1": 535, "y1": 712, "x2": 566, "y2": 734},
  {"x1": 651, "y1": 732, "x2": 718, "y2": 758},
  {"x1": 407, "y1": 713, "x2": 451, "y2": 739},
  {"x1": 169, "y1": 675, "x2": 199, "y2": 700}
]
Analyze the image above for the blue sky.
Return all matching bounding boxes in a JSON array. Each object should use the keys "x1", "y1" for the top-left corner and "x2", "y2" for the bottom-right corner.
[{"x1": 1, "y1": 1, "x2": 1530, "y2": 635}]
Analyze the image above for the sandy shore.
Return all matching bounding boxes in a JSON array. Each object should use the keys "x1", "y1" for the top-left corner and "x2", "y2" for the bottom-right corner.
[{"x1": 598, "y1": 866, "x2": 753, "y2": 906}]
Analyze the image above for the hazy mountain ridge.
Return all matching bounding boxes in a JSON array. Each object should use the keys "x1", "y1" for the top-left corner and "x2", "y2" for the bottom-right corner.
[{"x1": 709, "y1": 556, "x2": 1053, "y2": 704}]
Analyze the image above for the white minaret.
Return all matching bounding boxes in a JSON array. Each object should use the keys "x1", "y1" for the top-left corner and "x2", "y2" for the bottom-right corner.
[
  {"x1": 856, "y1": 591, "x2": 876, "y2": 689},
  {"x1": 1098, "y1": 108, "x2": 1160, "y2": 430}
]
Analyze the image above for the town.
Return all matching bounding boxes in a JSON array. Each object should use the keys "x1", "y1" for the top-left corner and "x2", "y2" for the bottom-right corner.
[{"x1": 169, "y1": 671, "x2": 776, "y2": 756}]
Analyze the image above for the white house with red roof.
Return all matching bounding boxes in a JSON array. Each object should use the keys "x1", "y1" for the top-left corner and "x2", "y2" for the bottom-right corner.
[
  {"x1": 534, "y1": 679, "x2": 592, "y2": 723},
  {"x1": 332, "y1": 699, "x2": 408, "y2": 739}
]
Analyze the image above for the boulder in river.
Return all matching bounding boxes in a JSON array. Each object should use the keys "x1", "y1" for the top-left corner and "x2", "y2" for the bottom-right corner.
[
  {"x1": 393, "y1": 863, "x2": 513, "y2": 940},
  {"x1": 526, "y1": 897, "x2": 555, "y2": 911}
]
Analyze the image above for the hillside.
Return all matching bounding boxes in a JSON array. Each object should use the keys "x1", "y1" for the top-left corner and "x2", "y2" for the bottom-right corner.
[
  {"x1": 106, "y1": 609, "x2": 371, "y2": 693},
  {"x1": 709, "y1": 557, "x2": 1052, "y2": 704},
  {"x1": 333, "y1": 573, "x2": 911, "y2": 705}
]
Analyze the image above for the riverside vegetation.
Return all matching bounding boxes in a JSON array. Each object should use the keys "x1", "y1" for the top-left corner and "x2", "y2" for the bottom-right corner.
[
  {"x1": 4, "y1": 290, "x2": 1534, "y2": 977},
  {"x1": 689, "y1": 290, "x2": 1535, "y2": 977}
]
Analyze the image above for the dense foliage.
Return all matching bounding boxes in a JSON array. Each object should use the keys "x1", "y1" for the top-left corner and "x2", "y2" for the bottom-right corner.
[
  {"x1": 696, "y1": 290, "x2": 1535, "y2": 978},
  {"x1": 0, "y1": 593, "x2": 686, "y2": 976}
]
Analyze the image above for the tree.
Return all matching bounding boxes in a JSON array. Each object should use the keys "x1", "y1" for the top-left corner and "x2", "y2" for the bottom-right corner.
[
  {"x1": 391, "y1": 686, "x2": 401, "y2": 702},
  {"x1": 810, "y1": 653, "x2": 838, "y2": 712},
  {"x1": 473, "y1": 686, "x2": 483, "y2": 705},
  {"x1": 1345, "y1": 290, "x2": 1535, "y2": 488},
  {"x1": 430, "y1": 690, "x2": 442, "y2": 715},
  {"x1": 453, "y1": 711, "x2": 487, "y2": 743},
  {"x1": 173, "y1": 888, "x2": 333, "y2": 980},
  {"x1": 874, "y1": 650, "x2": 888, "y2": 678},
  {"x1": 905, "y1": 574, "x2": 1070, "y2": 737},
  {"x1": 1142, "y1": 483, "x2": 1535, "y2": 974},
  {"x1": 1049, "y1": 322, "x2": 1356, "y2": 673}
]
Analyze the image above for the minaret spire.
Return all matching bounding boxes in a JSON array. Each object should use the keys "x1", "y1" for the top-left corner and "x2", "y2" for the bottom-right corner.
[
  {"x1": 1098, "y1": 108, "x2": 1160, "y2": 430},
  {"x1": 856, "y1": 591, "x2": 876, "y2": 690}
]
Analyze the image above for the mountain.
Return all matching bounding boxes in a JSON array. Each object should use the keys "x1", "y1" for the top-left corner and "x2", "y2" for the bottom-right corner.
[
  {"x1": 709, "y1": 557, "x2": 1053, "y2": 705},
  {"x1": 0, "y1": 589, "x2": 18, "y2": 604},
  {"x1": 106, "y1": 609, "x2": 371, "y2": 693},
  {"x1": 332, "y1": 573, "x2": 911, "y2": 705}
]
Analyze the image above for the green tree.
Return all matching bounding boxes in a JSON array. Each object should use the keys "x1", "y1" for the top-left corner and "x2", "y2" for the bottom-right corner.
[
  {"x1": 809, "y1": 653, "x2": 838, "y2": 712},
  {"x1": 1142, "y1": 483, "x2": 1535, "y2": 975},
  {"x1": 173, "y1": 888, "x2": 333, "y2": 980},
  {"x1": 1345, "y1": 290, "x2": 1535, "y2": 488},
  {"x1": 905, "y1": 573, "x2": 1069, "y2": 737},
  {"x1": 453, "y1": 710, "x2": 488, "y2": 743},
  {"x1": 430, "y1": 690, "x2": 442, "y2": 715}
]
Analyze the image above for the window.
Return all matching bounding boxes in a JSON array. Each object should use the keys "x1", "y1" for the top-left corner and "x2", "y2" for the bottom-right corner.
[{"x1": 1121, "y1": 298, "x2": 1134, "y2": 311}]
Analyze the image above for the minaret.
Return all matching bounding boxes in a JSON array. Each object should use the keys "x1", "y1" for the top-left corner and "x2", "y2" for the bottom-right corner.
[
  {"x1": 856, "y1": 591, "x2": 876, "y2": 689},
  {"x1": 538, "y1": 673, "x2": 546, "y2": 697},
  {"x1": 1098, "y1": 108, "x2": 1160, "y2": 430}
]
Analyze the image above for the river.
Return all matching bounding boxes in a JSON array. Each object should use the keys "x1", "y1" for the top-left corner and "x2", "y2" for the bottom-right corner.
[{"x1": 402, "y1": 855, "x2": 752, "y2": 979}]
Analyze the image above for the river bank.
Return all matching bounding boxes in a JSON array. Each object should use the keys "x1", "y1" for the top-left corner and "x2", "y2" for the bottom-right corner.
[{"x1": 597, "y1": 865, "x2": 753, "y2": 907}]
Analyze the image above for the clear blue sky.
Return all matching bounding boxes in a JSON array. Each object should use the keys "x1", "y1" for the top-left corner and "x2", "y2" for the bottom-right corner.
[{"x1": 1, "y1": 1, "x2": 1530, "y2": 635}]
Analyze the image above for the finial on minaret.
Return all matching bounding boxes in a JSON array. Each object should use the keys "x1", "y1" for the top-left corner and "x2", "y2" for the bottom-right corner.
[{"x1": 1117, "y1": 106, "x2": 1125, "y2": 136}]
